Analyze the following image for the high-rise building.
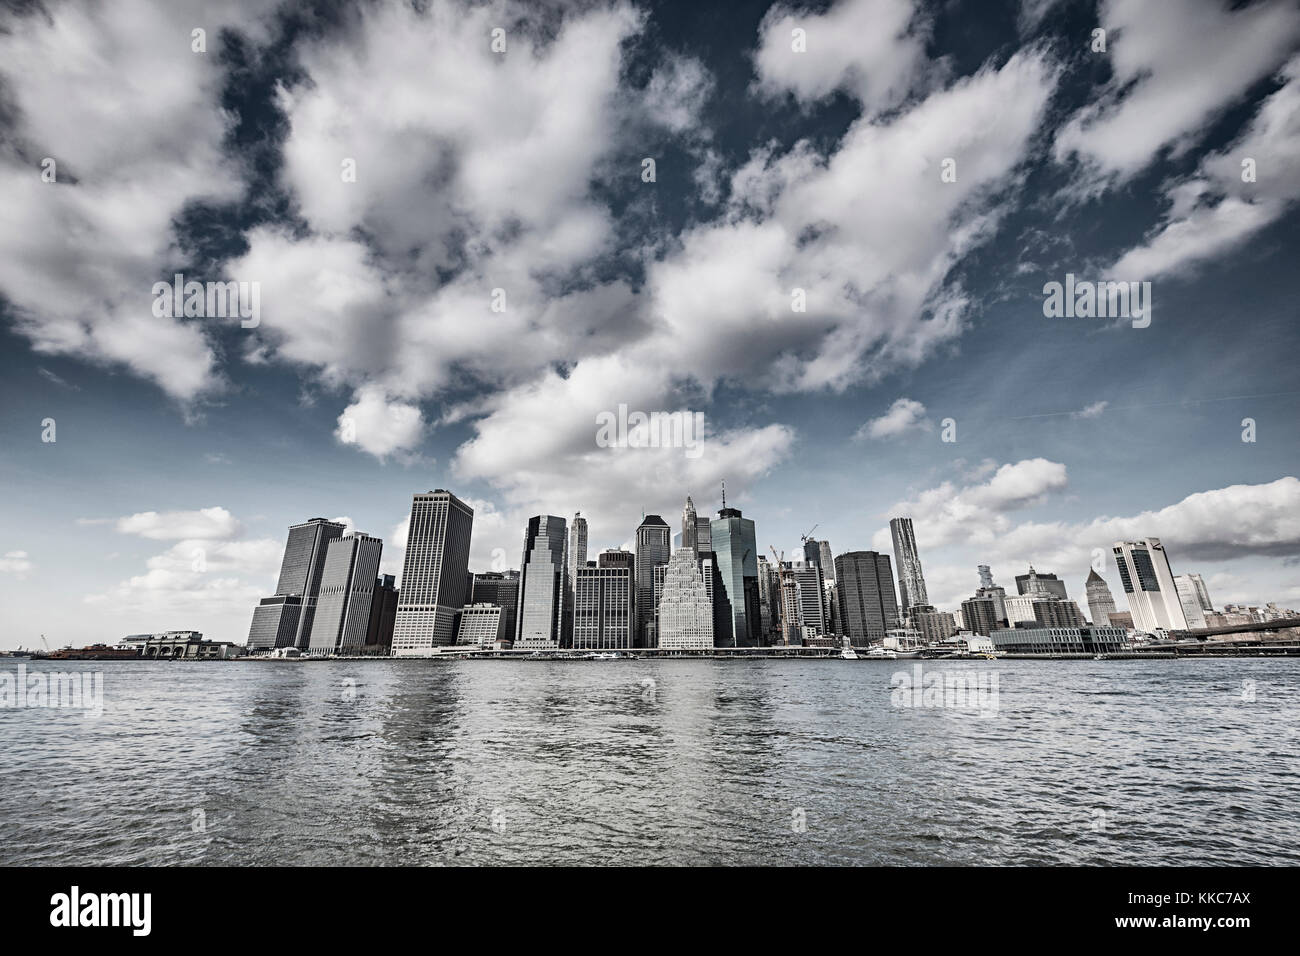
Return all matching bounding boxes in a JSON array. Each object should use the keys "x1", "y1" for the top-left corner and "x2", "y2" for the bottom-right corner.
[
  {"x1": 1085, "y1": 568, "x2": 1118, "y2": 626},
  {"x1": 392, "y1": 491, "x2": 474, "y2": 655},
  {"x1": 889, "y1": 517, "x2": 929, "y2": 615},
  {"x1": 457, "y1": 604, "x2": 507, "y2": 648},
  {"x1": 308, "y1": 532, "x2": 384, "y2": 655},
  {"x1": 913, "y1": 608, "x2": 957, "y2": 644},
  {"x1": 365, "y1": 575, "x2": 398, "y2": 652},
  {"x1": 803, "y1": 539, "x2": 821, "y2": 566},
  {"x1": 789, "y1": 560, "x2": 827, "y2": 636},
  {"x1": 470, "y1": 570, "x2": 520, "y2": 642},
  {"x1": 711, "y1": 504, "x2": 760, "y2": 646},
  {"x1": 695, "y1": 516, "x2": 712, "y2": 554},
  {"x1": 656, "y1": 548, "x2": 714, "y2": 650},
  {"x1": 757, "y1": 555, "x2": 778, "y2": 643},
  {"x1": 1016, "y1": 567, "x2": 1069, "y2": 600},
  {"x1": 1112, "y1": 538, "x2": 1189, "y2": 633},
  {"x1": 1172, "y1": 576, "x2": 1208, "y2": 629},
  {"x1": 247, "y1": 517, "x2": 346, "y2": 651},
  {"x1": 567, "y1": 512, "x2": 588, "y2": 593},
  {"x1": 975, "y1": 565, "x2": 1009, "y2": 624},
  {"x1": 1004, "y1": 591, "x2": 1087, "y2": 628},
  {"x1": 960, "y1": 596, "x2": 999, "y2": 637},
  {"x1": 1175, "y1": 572, "x2": 1214, "y2": 613},
  {"x1": 682, "y1": 497, "x2": 698, "y2": 556},
  {"x1": 635, "y1": 515, "x2": 671, "y2": 647},
  {"x1": 573, "y1": 550, "x2": 634, "y2": 649},
  {"x1": 818, "y1": 540, "x2": 835, "y2": 584},
  {"x1": 517, "y1": 514, "x2": 568, "y2": 649},
  {"x1": 834, "y1": 551, "x2": 900, "y2": 647}
]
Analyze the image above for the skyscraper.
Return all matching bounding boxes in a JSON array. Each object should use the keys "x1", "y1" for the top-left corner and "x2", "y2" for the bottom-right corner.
[
  {"x1": 789, "y1": 560, "x2": 827, "y2": 637},
  {"x1": 365, "y1": 574, "x2": 398, "y2": 652},
  {"x1": 247, "y1": 517, "x2": 346, "y2": 651},
  {"x1": 1176, "y1": 572, "x2": 1214, "y2": 613},
  {"x1": 392, "y1": 490, "x2": 474, "y2": 655},
  {"x1": 573, "y1": 549, "x2": 634, "y2": 649},
  {"x1": 889, "y1": 517, "x2": 929, "y2": 615},
  {"x1": 960, "y1": 596, "x2": 999, "y2": 637},
  {"x1": 567, "y1": 512, "x2": 588, "y2": 592},
  {"x1": 635, "y1": 514, "x2": 671, "y2": 647},
  {"x1": 711, "y1": 504, "x2": 760, "y2": 647},
  {"x1": 517, "y1": 514, "x2": 568, "y2": 649},
  {"x1": 470, "y1": 570, "x2": 520, "y2": 642},
  {"x1": 682, "y1": 496, "x2": 698, "y2": 556},
  {"x1": 656, "y1": 548, "x2": 714, "y2": 650},
  {"x1": 818, "y1": 540, "x2": 835, "y2": 584},
  {"x1": 1085, "y1": 568, "x2": 1118, "y2": 626},
  {"x1": 975, "y1": 565, "x2": 1008, "y2": 624},
  {"x1": 307, "y1": 532, "x2": 384, "y2": 655},
  {"x1": 834, "y1": 551, "x2": 900, "y2": 647},
  {"x1": 1112, "y1": 538, "x2": 1189, "y2": 633},
  {"x1": 1173, "y1": 576, "x2": 1208, "y2": 629},
  {"x1": 1016, "y1": 567, "x2": 1069, "y2": 600}
]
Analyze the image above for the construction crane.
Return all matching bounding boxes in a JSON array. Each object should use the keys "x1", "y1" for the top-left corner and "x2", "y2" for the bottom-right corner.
[{"x1": 800, "y1": 523, "x2": 819, "y2": 544}]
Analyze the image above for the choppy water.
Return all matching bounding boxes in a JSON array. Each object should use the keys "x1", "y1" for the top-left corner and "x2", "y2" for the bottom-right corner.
[{"x1": 1, "y1": 658, "x2": 1297, "y2": 865}]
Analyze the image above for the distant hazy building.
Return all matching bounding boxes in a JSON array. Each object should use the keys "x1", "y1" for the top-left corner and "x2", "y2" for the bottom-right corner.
[
  {"x1": 635, "y1": 515, "x2": 671, "y2": 647},
  {"x1": 457, "y1": 604, "x2": 508, "y2": 648},
  {"x1": 657, "y1": 548, "x2": 715, "y2": 650},
  {"x1": 574, "y1": 550, "x2": 634, "y2": 650},
  {"x1": 682, "y1": 497, "x2": 699, "y2": 556},
  {"x1": 1112, "y1": 538, "x2": 1189, "y2": 632},
  {"x1": 1085, "y1": 568, "x2": 1118, "y2": 626},
  {"x1": 517, "y1": 514, "x2": 569, "y2": 649},
  {"x1": 1175, "y1": 572, "x2": 1214, "y2": 613},
  {"x1": 308, "y1": 532, "x2": 384, "y2": 655},
  {"x1": 834, "y1": 551, "x2": 900, "y2": 647},
  {"x1": 757, "y1": 555, "x2": 777, "y2": 641},
  {"x1": 711, "y1": 504, "x2": 760, "y2": 646},
  {"x1": 889, "y1": 517, "x2": 929, "y2": 615},
  {"x1": 1016, "y1": 567, "x2": 1069, "y2": 600},
  {"x1": 247, "y1": 517, "x2": 346, "y2": 651},
  {"x1": 392, "y1": 491, "x2": 474, "y2": 655},
  {"x1": 1004, "y1": 592, "x2": 1086, "y2": 628}
]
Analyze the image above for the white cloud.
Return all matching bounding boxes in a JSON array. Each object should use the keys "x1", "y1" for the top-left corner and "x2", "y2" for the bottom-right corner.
[
  {"x1": 113, "y1": 506, "x2": 242, "y2": 541},
  {"x1": 335, "y1": 387, "x2": 427, "y2": 459},
  {"x1": 0, "y1": 550, "x2": 34, "y2": 577},
  {"x1": 1072, "y1": 400, "x2": 1109, "y2": 419},
  {"x1": 1053, "y1": 0, "x2": 1300, "y2": 186},
  {"x1": 856, "y1": 397, "x2": 930, "y2": 440}
]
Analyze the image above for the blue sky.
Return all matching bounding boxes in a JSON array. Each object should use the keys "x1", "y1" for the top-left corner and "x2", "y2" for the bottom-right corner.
[{"x1": 1, "y1": 0, "x2": 1298, "y2": 647}]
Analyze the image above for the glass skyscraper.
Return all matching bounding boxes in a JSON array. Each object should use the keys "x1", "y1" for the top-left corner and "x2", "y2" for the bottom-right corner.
[
  {"x1": 710, "y1": 505, "x2": 759, "y2": 647},
  {"x1": 517, "y1": 514, "x2": 568, "y2": 648}
]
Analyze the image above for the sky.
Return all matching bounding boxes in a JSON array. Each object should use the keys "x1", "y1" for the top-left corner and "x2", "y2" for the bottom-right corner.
[{"x1": 1, "y1": 0, "x2": 1298, "y2": 648}]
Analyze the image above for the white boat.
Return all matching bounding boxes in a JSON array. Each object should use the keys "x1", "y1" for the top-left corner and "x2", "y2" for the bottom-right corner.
[
  {"x1": 839, "y1": 644, "x2": 859, "y2": 660},
  {"x1": 864, "y1": 645, "x2": 897, "y2": 660}
]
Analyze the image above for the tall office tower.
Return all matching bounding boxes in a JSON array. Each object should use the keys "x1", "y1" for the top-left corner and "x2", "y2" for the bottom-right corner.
[
  {"x1": 1085, "y1": 568, "x2": 1118, "y2": 626},
  {"x1": 517, "y1": 514, "x2": 568, "y2": 649},
  {"x1": 1177, "y1": 572, "x2": 1214, "y2": 613},
  {"x1": 1112, "y1": 538, "x2": 1189, "y2": 633},
  {"x1": 757, "y1": 555, "x2": 776, "y2": 642},
  {"x1": 889, "y1": 517, "x2": 929, "y2": 615},
  {"x1": 365, "y1": 575, "x2": 398, "y2": 652},
  {"x1": 682, "y1": 496, "x2": 698, "y2": 556},
  {"x1": 961, "y1": 596, "x2": 999, "y2": 637},
  {"x1": 695, "y1": 516, "x2": 712, "y2": 554},
  {"x1": 573, "y1": 550, "x2": 634, "y2": 649},
  {"x1": 247, "y1": 517, "x2": 347, "y2": 651},
  {"x1": 471, "y1": 570, "x2": 521, "y2": 641},
  {"x1": 567, "y1": 512, "x2": 588, "y2": 589},
  {"x1": 1016, "y1": 567, "x2": 1069, "y2": 600},
  {"x1": 1172, "y1": 576, "x2": 1208, "y2": 629},
  {"x1": 914, "y1": 608, "x2": 957, "y2": 644},
  {"x1": 1003, "y1": 591, "x2": 1087, "y2": 628},
  {"x1": 823, "y1": 578, "x2": 840, "y2": 636},
  {"x1": 975, "y1": 565, "x2": 1009, "y2": 624},
  {"x1": 635, "y1": 515, "x2": 671, "y2": 647},
  {"x1": 657, "y1": 548, "x2": 715, "y2": 650},
  {"x1": 697, "y1": 550, "x2": 734, "y2": 647},
  {"x1": 307, "y1": 532, "x2": 384, "y2": 655},
  {"x1": 711, "y1": 504, "x2": 760, "y2": 646},
  {"x1": 789, "y1": 560, "x2": 827, "y2": 636},
  {"x1": 778, "y1": 563, "x2": 801, "y2": 645},
  {"x1": 392, "y1": 490, "x2": 474, "y2": 655},
  {"x1": 818, "y1": 540, "x2": 835, "y2": 584},
  {"x1": 804, "y1": 539, "x2": 821, "y2": 566},
  {"x1": 834, "y1": 551, "x2": 900, "y2": 647}
]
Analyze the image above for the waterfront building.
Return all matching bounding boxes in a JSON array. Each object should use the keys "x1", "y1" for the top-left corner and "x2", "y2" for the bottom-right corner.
[
  {"x1": 635, "y1": 515, "x2": 671, "y2": 647},
  {"x1": 392, "y1": 491, "x2": 475, "y2": 655},
  {"x1": 574, "y1": 551, "x2": 634, "y2": 649},
  {"x1": 789, "y1": 560, "x2": 827, "y2": 636},
  {"x1": 657, "y1": 548, "x2": 715, "y2": 650},
  {"x1": 834, "y1": 551, "x2": 900, "y2": 647},
  {"x1": 989, "y1": 625, "x2": 1128, "y2": 654},
  {"x1": 247, "y1": 517, "x2": 346, "y2": 651},
  {"x1": 308, "y1": 532, "x2": 384, "y2": 655},
  {"x1": 1003, "y1": 592, "x2": 1087, "y2": 628},
  {"x1": 975, "y1": 565, "x2": 1009, "y2": 625},
  {"x1": 457, "y1": 603, "x2": 508, "y2": 648},
  {"x1": 961, "y1": 596, "x2": 1000, "y2": 637},
  {"x1": 913, "y1": 607, "x2": 957, "y2": 644},
  {"x1": 470, "y1": 570, "x2": 520, "y2": 643},
  {"x1": 711, "y1": 503, "x2": 760, "y2": 646},
  {"x1": 1085, "y1": 568, "x2": 1118, "y2": 626},
  {"x1": 517, "y1": 514, "x2": 569, "y2": 649},
  {"x1": 1112, "y1": 538, "x2": 1189, "y2": 633},
  {"x1": 889, "y1": 517, "x2": 929, "y2": 615},
  {"x1": 365, "y1": 575, "x2": 398, "y2": 652}
]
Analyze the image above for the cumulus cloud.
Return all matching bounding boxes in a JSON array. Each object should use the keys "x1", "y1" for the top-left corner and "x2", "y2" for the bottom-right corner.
[
  {"x1": 1053, "y1": 0, "x2": 1300, "y2": 187},
  {"x1": 0, "y1": 550, "x2": 34, "y2": 577},
  {"x1": 336, "y1": 387, "x2": 428, "y2": 459},
  {"x1": 855, "y1": 397, "x2": 930, "y2": 440},
  {"x1": 1072, "y1": 400, "x2": 1109, "y2": 419},
  {"x1": 112, "y1": 506, "x2": 243, "y2": 541}
]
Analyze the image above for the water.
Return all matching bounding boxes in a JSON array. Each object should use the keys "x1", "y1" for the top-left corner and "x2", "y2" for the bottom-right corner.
[{"x1": 1, "y1": 658, "x2": 1297, "y2": 865}]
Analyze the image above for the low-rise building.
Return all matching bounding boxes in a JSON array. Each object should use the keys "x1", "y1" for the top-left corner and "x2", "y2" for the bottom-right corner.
[{"x1": 989, "y1": 625, "x2": 1127, "y2": 654}]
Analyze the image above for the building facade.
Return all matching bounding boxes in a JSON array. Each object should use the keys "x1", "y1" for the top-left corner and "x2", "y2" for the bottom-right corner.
[
  {"x1": 392, "y1": 491, "x2": 474, "y2": 655},
  {"x1": 1112, "y1": 538, "x2": 1189, "y2": 633},
  {"x1": 834, "y1": 551, "x2": 900, "y2": 647},
  {"x1": 635, "y1": 515, "x2": 671, "y2": 647},
  {"x1": 517, "y1": 514, "x2": 569, "y2": 649},
  {"x1": 711, "y1": 506, "x2": 760, "y2": 646},
  {"x1": 889, "y1": 517, "x2": 929, "y2": 615},
  {"x1": 247, "y1": 517, "x2": 346, "y2": 651},
  {"x1": 573, "y1": 551, "x2": 634, "y2": 650},
  {"x1": 1085, "y1": 568, "x2": 1118, "y2": 627},
  {"x1": 656, "y1": 548, "x2": 715, "y2": 650},
  {"x1": 308, "y1": 532, "x2": 384, "y2": 655}
]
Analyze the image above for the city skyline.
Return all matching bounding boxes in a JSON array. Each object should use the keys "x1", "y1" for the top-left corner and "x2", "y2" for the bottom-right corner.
[{"x1": 2, "y1": 0, "x2": 1299, "y2": 647}]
